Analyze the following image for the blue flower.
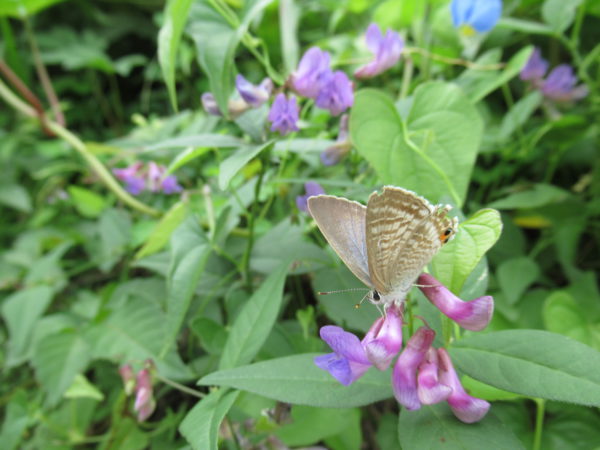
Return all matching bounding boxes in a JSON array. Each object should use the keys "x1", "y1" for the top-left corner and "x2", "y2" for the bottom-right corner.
[
  {"x1": 355, "y1": 23, "x2": 404, "y2": 79},
  {"x1": 268, "y1": 93, "x2": 299, "y2": 135},
  {"x1": 451, "y1": 0, "x2": 502, "y2": 34},
  {"x1": 315, "y1": 70, "x2": 354, "y2": 116}
]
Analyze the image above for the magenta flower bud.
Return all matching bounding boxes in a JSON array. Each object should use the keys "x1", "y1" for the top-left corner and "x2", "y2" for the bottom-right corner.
[
  {"x1": 355, "y1": 23, "x2": 404, "y2": 79},
  {"x1": 119, "y1": 364, "x2": 136, "y2": 396},
  {"x1": 315, "y1": 71, "x2": 354, "y2": 116},
  {"x1": 268, "y1": 93, "x2": 300, "y2": 135},
  {"x1": 292, "y1": 47, "x2": 332, "y2": 99},
  {"x1": 314, "y1": 325, "x2": 372, "y2": 386},
  {"x1": 201, "y1": 92, "x2": 222, "y2": 116},
  {"x1": 134, "y1": 368, "x2": 156, "y2": 422},
  {"x1": 392, "y1": 327, "x2": 435, "y2": 411},
  {"x1": 235, "y1": 74, "x2": 273, "y2": 107},
  {"x1": 438, "y1": 348, "x2": 490, "y2": 423},
  {"x1": 362, "y1": 303, "x2": 403, "y2": 370},
  {"x1": 296, "y1": 181, "x2": 325, "y2": 213},
  {"x1": 417, "y1": 273, "x2": 493, "y2": 331},
  {"x1": 541, "y1": 64, "x2": 588, "y2": 103},
  {"x1": 417, "y1": 348, "x2": 452, "y2": 405},
  {"x1": 519, "y1": 47, "x2": 548, "y2": 84}
]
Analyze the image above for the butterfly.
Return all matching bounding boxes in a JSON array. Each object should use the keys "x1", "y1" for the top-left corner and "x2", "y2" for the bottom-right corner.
[{"x1": 307, "y1": 186, "x2": 458, "y2": 306}]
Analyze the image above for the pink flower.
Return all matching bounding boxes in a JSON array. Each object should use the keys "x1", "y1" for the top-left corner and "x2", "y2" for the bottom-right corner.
[
  {"x1": 363, "y1": 303, "x2": 403, "y2": 370},
  {"x1": 417, "y1": 348, "x2": 452, "y2": 405},
  {"x1": 355, "y1": 23, "x2": 403, "y2": 79},
  {"x1": 134, "y1": 368, "x2": 156, "y2": 422}
]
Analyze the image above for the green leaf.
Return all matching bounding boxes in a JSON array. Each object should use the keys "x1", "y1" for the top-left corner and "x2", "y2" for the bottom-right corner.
[
  {"x1": 99, "y1": 417, "x2": 149, "y2": 450},
  {"x1": 432, "y1": 209, "x2": 502, "y2": 294},
  {"x1": 98, "y1": 208, "x2": 131, "y2": 272},
  {"x1": 497, "y1": 17, "x2": 554, "y2": 35},
  {"x1": 398, "y1": 404, "x2": 525, "y2": 450},
  {"x1": 0, "y1": 0, "x2": 66, "y2": 18},
  {"x1": 158, "y1": 0, "x2": 193, "y2": 111},
  {"x1": 187, "y1": 0, "x2": 273, "y2": 116},
  {"x1": 0, "y1": 184, "x2": 32, "y2": 213},
  {"x1": 67, "y1": 186, "x2": 108, "y2": 218},
  {"x1": 543, "y1": 291, "x2": 592, "y2": 346},
  {"x1": 32, "y1": 330, "x2": 91, "y2": 406},
  {"x1": 497, "y1": 257, "x2": 539, "y2": 304},
  {"x1": 179, "y1": 389, "x2": 239, "y2": 450},
  {"x1": 136, "y1": 201, "x2": 188, "y2": 259},
  {"x1": 450, "y1": 330, "x2": 600, "y2": 406},
  {"x1": 201, "y1": 353, "x2": 393, "y2": 407},
  {"x1": 219, "y1": 263, "x2": 290, "y2": 369},
  {"x1": 89, "y1": 286, "x2": 192, "y2": 381},
  {"x1": 146, "y1": 133, "x2": 242, "y2": 152},
  {"x1": 350, "y1": 82, "x2": 482, "y2": 206},
  {"x1": 542, "y1": 0, "x2": 583, "y2": 33},
  {"x1": 498, "y1": 90, "x2": 543, "y2": 140},
  {"x1": 488, "y1": 184, "x2": 570, "y2": 210},
  {"x1": 2, "y1": 286, "x2": 54, "y2": 367},
  {"x1": 279, "y1": 0, "x2": 300, "y2": 75},
  {"x1": 458, "y1": 46, "x2": 533, "y2": 103},
  {"x1": 163, "y1": 216, "x2": 211, "y2": 355},
  {"x1": 0, "y1": 389, "x2": 29, "y2": 450},
  {"x1": 276, "y1": 405, "x2": 361, "y2": 447},
  {"x1": 218, "y1": 141, "x2": 273, "y2": 190},
  {"x1": 64, "y1": 374, "x2": 105, "y2": 401}
]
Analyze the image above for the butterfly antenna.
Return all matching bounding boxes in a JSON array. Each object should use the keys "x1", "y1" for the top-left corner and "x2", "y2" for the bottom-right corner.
[
  {"x1": 354, "y1": 291, "x2": 372, "y2": 309},
  {"x1": 318, "y1": 288, "x2": 370, "y2": 296}
]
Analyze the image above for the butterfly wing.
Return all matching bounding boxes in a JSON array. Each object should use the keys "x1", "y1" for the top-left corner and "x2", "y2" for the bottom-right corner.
[
  {"x1": 307, "y1": 195, "x2": 373, "y2": 288},
  {"x1": 366, "y1": 186, "x2": 453, "y2": 296}
]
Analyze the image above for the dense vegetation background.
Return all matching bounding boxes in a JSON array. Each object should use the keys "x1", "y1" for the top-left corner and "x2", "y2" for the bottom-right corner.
[{"x1": 1, "y1": 0, "x2": 599, "y2": 449}]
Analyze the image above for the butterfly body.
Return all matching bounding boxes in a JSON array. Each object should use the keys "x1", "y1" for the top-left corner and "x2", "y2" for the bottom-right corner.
[{"x1": 308, "y1": 186, "x2": 457, "y2": 307}]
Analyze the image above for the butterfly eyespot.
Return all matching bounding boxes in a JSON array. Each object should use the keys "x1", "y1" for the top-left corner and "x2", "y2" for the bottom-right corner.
[{"x1": 440, "y1": 228, "x2": 454, "y2": 244}]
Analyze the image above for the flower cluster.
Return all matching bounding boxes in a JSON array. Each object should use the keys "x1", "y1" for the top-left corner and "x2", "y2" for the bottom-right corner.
[
  {"x1": 450, "y1": 0, "x2": 502, "y2": 35},
  {"x1": 315, "y1": 273, "x2": 494, "y2": 423},
  {"x1": 520, "y1": 47, "x2": 588, "y2": 103},
  {"x1": 113, "y1": 161, "x2": 182, "y2": 195},
  {"x1": 119, "y1": 361, "x2": 156, "y2": 422},
  {"x1": 202, "y1": 23, "x2": 403, "y2": 144}
]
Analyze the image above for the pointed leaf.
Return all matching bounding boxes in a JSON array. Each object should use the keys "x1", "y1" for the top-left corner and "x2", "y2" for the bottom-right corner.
[
  {"x1": 219, "y1": 263, "x2": 290, "y2": 369},
  {"x1": 158, "y1": 0, "x2": 193, "y2": 111},
  {"x1": 202, "y1": 353, "x2": 393, "y2": 407},
  {"x1": 450, "y1": 330, "x2": 600, "y2": 406},
  {"x1": 218, "y1": 141, "x2": 273, "y2": 190},
  {"x1": 179, "y1": 389, "x2": 239, "y2": 450},
  {"x1": 135, "y1": 201, "x2": 188, "y2": 259}
]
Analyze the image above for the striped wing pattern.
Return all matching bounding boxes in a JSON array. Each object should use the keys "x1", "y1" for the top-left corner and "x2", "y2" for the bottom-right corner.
[
  {"x1": 307, "y1": 195, "x2": 373, "y2": 288},
  {"x1": 365, "y1": 186, "x2": 452, "y2": 297}
]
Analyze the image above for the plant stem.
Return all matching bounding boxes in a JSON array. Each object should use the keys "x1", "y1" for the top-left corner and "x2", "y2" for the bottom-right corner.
[
  {"x1": 532, "y1": 398, "x2": 546, "y2": 450},
  {"x1": 0, "y1": 77, "x2": 161, "y2": 217},
  {"x1": 241, "y1": 162, "x2": 266, "y2": 292},
  {"x1": 399, "y1": 56, "x2": 414, "y2": 100},
  {"x1": 153, "y1": 373, "x2": 205, "y2": 399}
]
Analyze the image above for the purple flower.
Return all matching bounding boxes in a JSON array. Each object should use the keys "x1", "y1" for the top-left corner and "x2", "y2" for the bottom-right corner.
[
  {"x1": 119, "y1": 364, "x2": 136, "y2": 396},
  {"x1": 417, "y1": 273, "x2": 493, "y2": 331},
  {"x1": 321, "y1": 114, "x2": 351, "y2": 166},
  {"x1": 113, "y1": 163, "x2": 146, "y2": 195},
  {"x1": 296, "y1": 182, "x2": 325, "y2": 213},
  {"x1": 236, "y1": 74, "x2": 273, "y2": 107},
  {"x1": 268, "y1": 93, "x2": 300, "y2": 135},
  {"x1": 355, "y1": 23, "x2": 404, "y2": 79},
  {"x1": 315, "y1": 71, "x2": 354, "y2": 116},
  {"x1": 451, "y1": 0, "x2": 502, "y2": 34},
  {"x1": 148, "y1": 162, "x2": 183, "y2": 195},
  {"x1": 392, "y1": 327, "x2": 435, "y2": 411},
  {"x1": 134, "y1": 368, "x2": 156, "y2": 422},
  {"x1": 519, "y1": 47, "x2": 548, "y2": 84},
  {"x1": 417, "y1": 348, "x2": 452, "y2": 405},
  {"x1": 314, "y1": 325, "x2": 372, "y2": 386},
  {"x1": 541, "y1": 64, "x2": 588, "y2": 102},
  {"x1": 201, "y1": 92, "x2": 222, "y2": 116},
  {"x1": 363, "y1": 303, "x2": 403, "y2": 370},
  {"x1": 438, "y1": 348, "x2": 490, "y2": 423},
  {"x1": 292, "y1": 47, "x2": 332, "y2": 99}
]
